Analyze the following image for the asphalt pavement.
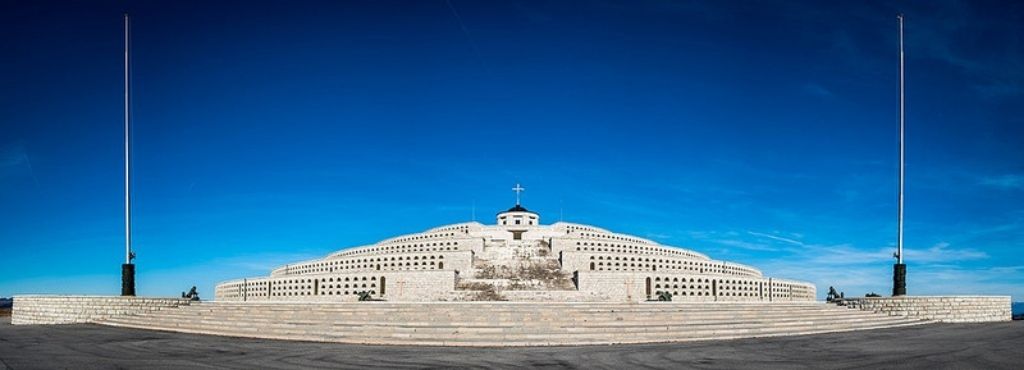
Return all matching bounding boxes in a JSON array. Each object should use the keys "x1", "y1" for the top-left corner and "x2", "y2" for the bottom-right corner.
[{"x1": 1, "y1": 316, "x2": 1021, "y2": 369}]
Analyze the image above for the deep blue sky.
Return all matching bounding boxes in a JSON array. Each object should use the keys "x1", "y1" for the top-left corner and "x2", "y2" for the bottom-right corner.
[{"x1": 2, "y1": 1, "x2": 1022, "y2": 300}]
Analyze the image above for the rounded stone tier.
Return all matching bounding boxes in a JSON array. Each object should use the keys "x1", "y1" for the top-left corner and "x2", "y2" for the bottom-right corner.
[
  {"x1": 96, "y1": 301, "x2": 929, "y2": 346},
  {"x1": 216, "y1": 207, "x2": 816, "y2": 302}
]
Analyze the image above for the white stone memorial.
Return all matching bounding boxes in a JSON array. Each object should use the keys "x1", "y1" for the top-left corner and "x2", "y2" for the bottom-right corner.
[{"x1": 215, "y1": 187, "x2": 816, "y2": 303}]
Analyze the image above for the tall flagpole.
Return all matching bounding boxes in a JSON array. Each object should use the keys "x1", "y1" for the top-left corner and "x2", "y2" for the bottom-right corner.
[
  {"x1": 122, "y1": 12, "x2": 136, "y2": 296},
  {"x1": 893, "y1": 13, "x2": 907, "y2": 297},
  {"x1": 124, "y1": 12, "x2": 131, "y2": 266}
]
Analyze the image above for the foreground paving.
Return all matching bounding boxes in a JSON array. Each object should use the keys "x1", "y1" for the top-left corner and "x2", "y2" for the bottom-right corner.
[{"x1": 0, "y1": 317, "x2": 1021, "y2": 369}]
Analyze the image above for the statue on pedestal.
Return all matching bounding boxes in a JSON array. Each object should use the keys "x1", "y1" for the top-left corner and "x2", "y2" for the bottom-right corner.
[
  {"x1": 826, "y1": 286, "x2": 844, "y2": 303},
  {"x1": 181, "y1": 286, "x2": 200, "y2": 301}
]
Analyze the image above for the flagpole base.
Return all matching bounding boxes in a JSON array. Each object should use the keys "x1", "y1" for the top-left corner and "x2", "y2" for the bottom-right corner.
[
  {"x1": 892, "y1": 263, "x2": 906, "y2": 296},
  {"x1": 121, "y1": 263, "x2": 136, "y2": 296}
]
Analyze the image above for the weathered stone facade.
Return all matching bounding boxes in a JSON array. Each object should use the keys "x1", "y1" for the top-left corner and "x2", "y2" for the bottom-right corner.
[
  {"x1": 844, "y1": 296, "x2": 1011, "y2": 323},
  {"x1": 12, "y1": 296, "x2": 191, "y2": 325},
  {"x1": 215, "y1": 204, "x2": 817, "y2": 302}
]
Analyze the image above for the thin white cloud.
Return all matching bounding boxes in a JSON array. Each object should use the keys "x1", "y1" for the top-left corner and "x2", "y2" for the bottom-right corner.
[
  {"x1": 0, "y1": 143, "x2": 29, "y2": 169},
  {"x1": 904, "y1": 242, "x2": 988, "y2": 263},
  {"x1": 802, "y1": 82, "x2": 833, "y2": 97},
  {"x1": 700, "y1": 227, "x2": 1004, "y2": 299},
  {"x1": 803, "y1": 245, "x2": 888, "y2": 265},
  {"x1": 218, "y1": 251, "x2": 326, "y2": 272},
  {"x1": 712, "y1": 239, "x2": 779, "y2": 252},
  {"x1": 687, "y1": 230, "x2": 781, "y2": 252},
  {"x1": 907, "y1": 265, "x2": 1024, "y2": 298},
  {"x1": 799, "y1": 242, "x2": 987, "y2": 266},
  {"x1": 759, "y1": 259, "x2": 1024, "y2": 301},
  {"x1": 747, "y1": 231, "x2": 804, "y2": 246},
  {"x1": 134, "y1": 251, "x2": 327, "y2": 298},
  {"x1": 0, "y1": 142, "x2": 39, "y2": 186},
  {"x1": 645, "y1": 233, "x2": 672, "y2": 240},
  {"x1": 980, "y1": 174, "x2": 1024, "y2": 190}
]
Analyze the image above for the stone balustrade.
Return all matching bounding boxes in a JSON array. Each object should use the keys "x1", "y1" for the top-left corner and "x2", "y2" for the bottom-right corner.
[
  {"x1": 12, "y1": 296, "x2": 192, "y2": 325},
  {"x1": 843, "y1": 296, "x2": 1011, "y2": 323}
]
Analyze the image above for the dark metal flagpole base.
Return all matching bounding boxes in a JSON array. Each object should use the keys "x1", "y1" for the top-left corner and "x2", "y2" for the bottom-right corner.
[
  {"x1": 121, "y1": 263, "x2": 136, "y2": 296},
  {"x1": 892, "y1": 263, "x2": 906, "y2": 296}
]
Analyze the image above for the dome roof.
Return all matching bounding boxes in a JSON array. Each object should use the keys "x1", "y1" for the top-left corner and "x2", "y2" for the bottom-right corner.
[{"x1": 500, "y1": 204, "x2": 537, "y2": 214}]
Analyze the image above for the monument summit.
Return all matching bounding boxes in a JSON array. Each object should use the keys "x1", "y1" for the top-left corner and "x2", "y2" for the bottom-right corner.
[{"x1": 215, "y1": 185, "x2": 816, "y2": 303}]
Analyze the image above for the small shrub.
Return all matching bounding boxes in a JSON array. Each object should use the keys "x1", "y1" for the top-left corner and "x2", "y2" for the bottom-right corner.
[
  {"x1": 460, "y1": 282, "x2": 493, "y2": 291},
  {"x1": 476, "y1": 265, "x2": 515, "y2": 279},
  {"x1": 657, "y1": 291, "x2": 673, "y2": 301},
  {"x1": 469, "y1": 285, "x2": 505, "y2": 301}
]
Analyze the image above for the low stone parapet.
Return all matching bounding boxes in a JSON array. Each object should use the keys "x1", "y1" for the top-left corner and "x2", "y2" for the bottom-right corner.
[
  {"x1": 843, "y1": 296, "x2": 1011, "y2": 323},
  {"x1": 12, "y1": 296, "x2": 192, "y2": 325}
]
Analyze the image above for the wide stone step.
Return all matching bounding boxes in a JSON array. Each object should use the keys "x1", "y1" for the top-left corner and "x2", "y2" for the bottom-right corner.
[
  {"x1": 166, "y1": 304, "x2": 849, "y2": 312},
  {"x1": 92, "y1": 302, "x2": 932, "y2": 346},
  {"x1": 124, "y1": 310, "x2": 882, "y2": 325},
  {"x1": 101, "y1": 314, "x2": 917, "y2": 335},
  {"x1": 105, "y1": 308, "x2": 901, "y2": 322},
  {"x1": 195, "y1": 302, "x2": 828, "y2": 308},
  {"x1": 100, "y1": 309, "x2": 918, "y2": 331},
  {"x1": 122, "y1": 304, "x2": 871, "y2": 316},
  {"x1": 199, "y1": 301, "x2": 822, "y2": 305},
  {"x1": 98, "y1": 318, "x2": 927, "y2": 346},
  {"x1": 157, "y1": 309, "x2": 856, "y2": 317},
  {"x1": 188, "y1": 303, "x2": 828, "y2": 308},
  {"x1": 175, "y1": 306, "x2": 840, "y2": 314},
  {"x1": 169, "y1": 306, "x2": 845, "y2": 316},
  {"x1": 120, "y1": 309, "x2": 879, "y2": 324}
]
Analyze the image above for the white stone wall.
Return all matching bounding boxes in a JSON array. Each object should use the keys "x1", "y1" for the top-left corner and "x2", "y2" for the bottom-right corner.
[
  {"x1": 576, "y1": 272, "x2": 816, "y2": 303},
  {"x1": 216, "y1": 271, "x2": 456, "y2": 302},
  {"x1": 550, "y1": 238, "x2": 710, "y2": 261},
  {"x1": 275, "y1": 247, "x2": 475, "y2": 277},
  {"x1": 577, "y1": 272, "x2": 648, "y2": 302},
  {"x1": 384, "y1": 271, "x2": 457, "y2": 302},
  {"x1": 216, "y1": 218, "x2": 816, "y2": 303},
  {"x1": 12, "y1": 296, "x2": 191, "y2": 325},
  {"x1": 560, "y1": 251, "x2": 762, "y2": 278},
  {"x1": 844, "y1": 296, "x2": 1011, "y2": 323}
]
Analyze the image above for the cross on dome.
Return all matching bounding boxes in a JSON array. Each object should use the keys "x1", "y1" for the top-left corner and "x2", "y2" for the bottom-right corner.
[{"x1": 512, "y1": 183, "x2": 525, "y2": 206}]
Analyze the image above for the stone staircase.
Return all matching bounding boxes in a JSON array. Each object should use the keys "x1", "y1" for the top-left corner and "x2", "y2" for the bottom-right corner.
[
  {"x1": 95, "y1": 301, "x2": 930, "y2": 346},
  {"x1": 455, "y1": 239, "x2": 574, "y2": 301}
]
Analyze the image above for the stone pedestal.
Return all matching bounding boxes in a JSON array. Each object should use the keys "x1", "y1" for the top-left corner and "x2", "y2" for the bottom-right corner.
[
  {"x1": 121, "y1": 264, "x2": 136, "y2": 296},
  {"x1": 892, "y1": 263, "x2": 906, "y2": 296}
]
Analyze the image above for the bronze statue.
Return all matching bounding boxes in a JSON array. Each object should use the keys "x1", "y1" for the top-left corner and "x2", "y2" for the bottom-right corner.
[
  {"x1": 181, "y1": 286, "x2": 200, "y2": 301},
  {"x1": 826, "y1": 286, "x2": 841, "y2": 303}
]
